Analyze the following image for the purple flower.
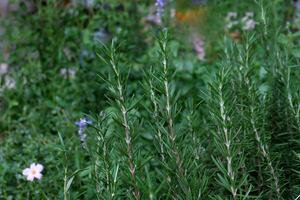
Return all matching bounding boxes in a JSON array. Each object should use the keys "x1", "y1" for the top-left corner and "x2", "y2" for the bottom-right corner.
[
  {"x1": 146, "y1": 13, "x2": 162, "y2": 25},
  {"x1": 296, "y1": 0, "x2": 300, "y2": 10},
  {"x1": 75, "y1": 117, "x2": 93, "y2": 128},
  {"x1": 155, "y1": 0, "x2": 166, "y2": 17},
  {"x1": 193, "y1": 35, "x2": 205, "y2": 61},
  {"x1": 75, "y1": 118, "x2": 92, "y2": 144}
]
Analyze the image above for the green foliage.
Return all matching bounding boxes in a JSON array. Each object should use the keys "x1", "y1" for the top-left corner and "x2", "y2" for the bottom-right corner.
[{"x1": 1, "y1": 0, "x2": 300, "y2": 199}]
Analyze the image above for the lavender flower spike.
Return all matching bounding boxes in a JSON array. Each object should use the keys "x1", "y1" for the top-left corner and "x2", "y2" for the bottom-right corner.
[
  {"x1": 155, "y1": 0, "x2": 166, "y2": 17},
  {"x1": 75, "y1": 117, "x2": 92, "y2": 145},
  {"x1": 75, "y1": 117, "x2": 93, "y2": 128}
]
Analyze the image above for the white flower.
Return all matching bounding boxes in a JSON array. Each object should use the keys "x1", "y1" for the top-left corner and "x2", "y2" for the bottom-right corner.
[
  {"x1": 60, "y1": 68, "x2": 76, "y2": 79},
  {"x1": 243, "y1": 19, "x2": 257, "y2": 30},
  {"x1": 22, "y1": 163, "x2": 44, "y2": 181},
  {"x1": 227, "y1": 12, "x2": 237, "y2": 19},
  {"x1": 226, "y1": 12, "x2": 237, "y2": 22},
  {"x1": 0, "y1": 63, "x2": 8, "y2": 75},
  {"x1": 225, "y1": 12, "x2": 239, "y2": 30},
  {"x1": 4, "y1": 76, "x2": 16, "y2": 89},
  {"x1": 170, "y1": 8, "x2": 176, "y2": 19}
]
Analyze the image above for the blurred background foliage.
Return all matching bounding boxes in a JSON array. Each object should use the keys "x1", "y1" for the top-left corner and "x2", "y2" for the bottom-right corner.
[{"x1": 0, "y1": 0, "x2": 300, "y2": 199}]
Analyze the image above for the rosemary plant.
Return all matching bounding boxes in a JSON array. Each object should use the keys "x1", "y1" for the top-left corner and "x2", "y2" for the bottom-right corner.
[{"x1": 98, "y1": 41, "x2": 141, "y2": 199}]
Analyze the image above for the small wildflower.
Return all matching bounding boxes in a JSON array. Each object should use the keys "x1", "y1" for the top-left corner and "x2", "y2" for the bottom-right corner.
[
  {"x1": 240, "y1": 12, "x2": 257, "y2": 31},
  {"x1": 170, "y1": 8, "x2": 176, "y2": 19},
  {"x1": 243, "y1": 19, "x2": 257, "y2": 30},
  {"x1": 60, "y1": 68, "x2": 76, "y2": 79},
  {"x1": 146, "y1": 13, "x2": 162, "y2": 25},
  {"x1": 4, "y1": 76, "x2": 16, "y2": 89},
  {"x1": 22, "y1": 163, "x2": 44, "y2": 181},
  {"x1": 295, "y1": 0, "x2": 300, "y2": 10},
  {"x1": 75, "y1": 117, "x2": 93, "y2": 128},
  {"x1": 155, "y1": 0, "x2": 166, "y2": 17},
  {"x1": 193, "y1": 35, "x2": 205, "y2": 60},
  {"x1": 75, "y1": 117, "x2": 92, "y2": 145},
  {"x1": 0, "y1": 63, "x2": 8, "y2": 75},
  {"x1": 226, "y1": 12, "x2": 237, "y2": 20},
  {"x1": 225, "y1": 12, "x2": 238, "y2": 29}
]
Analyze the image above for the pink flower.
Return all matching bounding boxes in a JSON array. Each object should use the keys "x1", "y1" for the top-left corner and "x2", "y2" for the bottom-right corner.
[
  {"x1": 22, "y1": 163, "x2": 44, "y2": 181},
  {"x1": 193, "y1": 36, "x2": 205, "y2": 60}
]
